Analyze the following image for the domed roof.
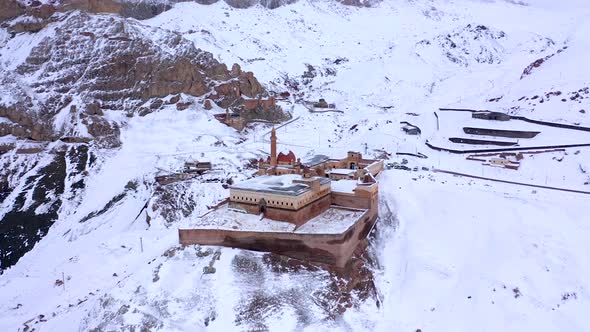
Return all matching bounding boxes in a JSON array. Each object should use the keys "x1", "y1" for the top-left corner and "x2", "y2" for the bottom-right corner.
[{"x1": 277, "y1": 150, "x2": 296, "y2": 163}]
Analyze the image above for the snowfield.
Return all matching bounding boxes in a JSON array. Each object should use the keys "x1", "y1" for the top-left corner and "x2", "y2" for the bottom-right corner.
[
  {"x1": 376, "y1": 171, "x2": 590, "y2": 331},
  {"x1": 1, "y1": 0, "x2": 590, "y2": 331}
]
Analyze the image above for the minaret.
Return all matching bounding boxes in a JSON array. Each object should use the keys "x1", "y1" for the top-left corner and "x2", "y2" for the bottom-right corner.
[{"x1": 270, "y1": 127, "x2": 277, "y2": 167}]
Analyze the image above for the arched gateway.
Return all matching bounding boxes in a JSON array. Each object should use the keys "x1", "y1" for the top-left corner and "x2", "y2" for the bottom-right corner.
[{"x1": 258, "y1": 198, "x2": 267, "y2": 215}]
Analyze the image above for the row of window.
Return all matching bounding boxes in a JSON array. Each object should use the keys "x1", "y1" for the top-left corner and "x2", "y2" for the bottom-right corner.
[
  {"x1": 268, "y1": 200, "x2": 295, "y2": 207},
  {"x1": 232, "y1": 187, "x2": 331, "y2": 209},
  {"x1": 231, "y1": 195, "x2": 295, "y2": 208},
  {"x1": 233, "y1": 196, "x2": 258, "y2": 202}
]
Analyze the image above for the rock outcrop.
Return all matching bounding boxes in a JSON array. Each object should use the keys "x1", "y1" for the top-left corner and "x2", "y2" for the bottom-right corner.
[
  {"x1": 0, "y1": 0, "x2": 26, "y2": 22},
  {"x1": 415, "y1": 24, "x2": 507, "y2": 67},
  {"x1": 1, "y1": 0, "x2": 382, "y2": 24},
  {"x1": 1, "y1": 11, "x2": 282, "y2": 146}
]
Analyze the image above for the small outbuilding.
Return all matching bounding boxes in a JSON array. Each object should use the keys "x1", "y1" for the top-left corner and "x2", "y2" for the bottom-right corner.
[
  {"x1": 313, "y1": 98, "x2": 336, "y2": 109},
  {"x1": 402, "y1": 125, "x2": 420, "y2": 135}
]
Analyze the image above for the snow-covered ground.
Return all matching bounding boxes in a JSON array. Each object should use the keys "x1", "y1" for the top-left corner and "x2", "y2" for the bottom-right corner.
[
  {"x1": 376, "y1": 170, "x2": 590, "y2": 331},
  {"x1": 1, "y1": 0, "x2": 590, "y2": 330}
]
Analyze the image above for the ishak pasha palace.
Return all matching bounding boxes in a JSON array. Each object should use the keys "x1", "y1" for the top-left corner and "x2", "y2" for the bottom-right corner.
[{"x1": 179, "y1": 128, "x2": 384, "y2": 269}]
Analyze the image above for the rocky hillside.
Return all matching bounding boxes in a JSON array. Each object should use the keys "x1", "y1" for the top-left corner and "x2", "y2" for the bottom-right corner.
[
  {"x1": 2, "y1": 11, "x2": 278, "y2": 146},
  {"x1": 2, "y1": 0, "x2": 381, "y2": 23},
  {"x1": 0, "y1": 7, "x2": 288, "y2": 272},
  {"x1": 1, "y1": 0, "x2": 589, "y2": 331}
]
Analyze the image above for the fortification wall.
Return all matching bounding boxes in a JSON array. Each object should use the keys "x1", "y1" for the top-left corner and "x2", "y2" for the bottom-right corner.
[
  {"x1": 179, "y1": 207, "x2": 378, "y2": 268},
  {"x1": 331, "y1": 192, "x2": 371, "y2": 210},
  {"x1": 332, "y1": 184, "x2": 378, "y2": 210},
  {"x1": 363, "y1": 160, "x2": 384, "y2": 176}
]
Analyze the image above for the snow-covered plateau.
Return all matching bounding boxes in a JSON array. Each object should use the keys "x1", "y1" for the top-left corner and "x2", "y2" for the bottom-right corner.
[{"x1": 1, "y1": 0, "x2": 590, "y2": 331}]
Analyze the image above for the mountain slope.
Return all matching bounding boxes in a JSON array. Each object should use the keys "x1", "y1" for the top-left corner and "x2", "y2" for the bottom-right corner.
[{"x1": 1, "y1": 0, "x2": 589, "y2": 331}]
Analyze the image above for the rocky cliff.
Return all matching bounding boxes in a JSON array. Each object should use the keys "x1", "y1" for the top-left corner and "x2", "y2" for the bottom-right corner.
[
  {"x1": 3, "y1": 0, "x2": 382, "y2": 23},
  {"x1": 1, "y1": 11, "x2": 277, "y2": 146},
  {"x1": 0, "y1": 8, "x2": 285, "y2": 271}
]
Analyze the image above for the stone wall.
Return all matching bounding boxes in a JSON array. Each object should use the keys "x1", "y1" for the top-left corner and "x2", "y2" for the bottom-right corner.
[
  {"x1": 230, "y1": 182, "x2": 330, "y2": 211},
  {"x1": 230, "y1": 194, "x2": 332, "y2": 226},
  {"x1": 266, "y1": 194, "x2": 331, "y2": 226},
  {"x1": 331, "y1": 182, "x2": 378, "y2": 211},
  {"x1": 331, "y1": 192, "x2": 371, "y2": 210},
  {"x1": 179, "y1": 207, "x2": 377, "y2": 268},
  {"x1": 363, "y1": 160, "x2": 384, "y2": 176}
]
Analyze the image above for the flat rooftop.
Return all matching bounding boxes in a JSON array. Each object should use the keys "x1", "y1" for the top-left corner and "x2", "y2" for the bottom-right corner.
[
  {"x1": 326, "y1": 168, "x2": 355, "y2": 175},
  {"x1": 230, "y1": 174, "x2": 330, "y2": 197},
  {"x1": 331, "y1": 179, "x2": 358, "y2": 194},
  {"x1": 302, "y1": 154, "x2": 330, "y2": 167},
  {"x1": 189, "y1": 204, "x2": 366, "y2": 235},
  {"x1": 295, "y1": 207, "x2": 366, "y2": 234}
]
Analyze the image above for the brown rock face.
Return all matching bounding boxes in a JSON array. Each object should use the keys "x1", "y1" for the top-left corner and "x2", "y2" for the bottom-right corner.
[
  {"x1": 16, "y1": 13, "x2": 239, "y2": 111},
  {"x1": 0, "y1": 82, "x2": 54, "y2": 141},
  {"x1": 61, "y1": 0, "x2": 122, "y2": 14},
  {"x1": 0, "y1": 0, "x2": 122, "y2": 23},
  {"x1": 8, "y1": 19, "x2": 51, "y2": 34},
  {"x1": 0, "y1": 0, "x2": 25, "y2": 22},
  {"x1": 243, "y1": 97, "x2": 276, "y2": 111},
  {"x1": 2, "y1": 11, "x2": 288, "y2": 146},
  {"x1": 84, "y1": 115, "x2": 121, "y2": 148},
  {"x1": 211, "y1": 72, "x2": 264, "y2": 108},
  {"x1": 86, "y1": 101, "x2": 103, "y2": 116},
  {"x1": 1, "y1": 12, "x2": 280, "y2": 146},
  {"x1": 27, "y1": 3, "x2": 56, "y2": 19},
  {"x1": 231, "y1": 63, "x2": 242, "y2": 76},
  {"x1": 1, "y1": 0, "x2": 382, "y2": 25}
]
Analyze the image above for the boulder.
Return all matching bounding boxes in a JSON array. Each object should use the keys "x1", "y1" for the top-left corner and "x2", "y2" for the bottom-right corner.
[
  {"x1": 204, "y1": 99, "x2": 213, "y2": 110},
  {"x1": 168, "y1": 94, "x2": 181, "y2": 104},
  {"x1": 149, "y1": 98, "x2": 163, "y2": 109},
  {"x1": 138, "y1": 107, "x2": 153, "y2": 117},
  {"x1": 86, "y1": 101, "x2": 103, "y2": 116},
  {"x1": 85, "y1": 116, "x2": 121, "y2": 148},
  {"x1": 0, "y1": 123, "x2": 12, "y2": 137},
  {"x1": 203, "y1": 266, "x2": 216, "y2": 274},
  {"x1": 176, "y1": 102, "x2": 192, "y2": 111},
  {"x1": 230, "y1": 63, "x2": 242, "y2": 77}
]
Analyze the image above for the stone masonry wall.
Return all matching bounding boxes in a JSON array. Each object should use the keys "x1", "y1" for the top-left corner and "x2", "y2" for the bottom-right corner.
[{"x1": 179, "y1": 207, "x2": 377, "y2": 268}]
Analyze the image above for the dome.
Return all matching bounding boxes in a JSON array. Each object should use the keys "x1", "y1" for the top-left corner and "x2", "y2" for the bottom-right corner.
[{"x1": 277, "y1": 150, "x2": 296, "y2": 163}]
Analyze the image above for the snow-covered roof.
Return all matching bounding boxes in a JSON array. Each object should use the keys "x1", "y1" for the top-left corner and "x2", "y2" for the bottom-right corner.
[
  {"x1": 331, "y1": 179, "x2": 358, "y2": 194},
  {"x1": 295, "y1": 207, "x2": 367, "y2": 234},
  {"x1": 326, "y1": 168, "x2": 356, "y2": 175},
  {"x1": 230, "y1": 174, "x2": 330, "y2": 196},
  {"x1": 191, "y1": 205, "x2": 366, "y2": 235},
  {"x1": 302, "y1": 154, "x2": 330, "y2": 167},
  {"x1": 194, "y1": 205, "x2": 295, "y2": 232}
]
